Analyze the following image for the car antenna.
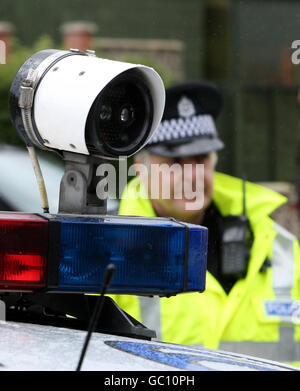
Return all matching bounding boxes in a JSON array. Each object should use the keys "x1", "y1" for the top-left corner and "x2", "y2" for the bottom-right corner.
[{"x1": 76, "y1": 263, "x2": 116, "y2": 371}]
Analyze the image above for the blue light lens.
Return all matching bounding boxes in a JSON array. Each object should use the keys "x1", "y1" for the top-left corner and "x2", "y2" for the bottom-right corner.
[{"x1": 55, "y1": 216, "x2": 207, "y2": 295}]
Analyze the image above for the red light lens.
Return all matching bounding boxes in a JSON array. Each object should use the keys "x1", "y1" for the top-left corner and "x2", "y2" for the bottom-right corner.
[{"x1": 0, "y1": 213, "x2": 48, "y2": 290}]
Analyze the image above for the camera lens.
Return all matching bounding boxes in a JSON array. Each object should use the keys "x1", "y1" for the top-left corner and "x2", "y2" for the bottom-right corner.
[
  {"x1": 120, "y1": 105, "x2": 134, "y2": 125},
  {"x1": 99, "y1": 105, "x2": 112, "y2": 121},
  {"x1": 85, "y1": 70, "x2": 153, "y2": 157}
]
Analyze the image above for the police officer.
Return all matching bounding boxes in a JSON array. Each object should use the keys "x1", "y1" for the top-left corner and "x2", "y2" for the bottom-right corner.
[{"x1": 111, "y1": 81, "x2": 300, "y2": 366}]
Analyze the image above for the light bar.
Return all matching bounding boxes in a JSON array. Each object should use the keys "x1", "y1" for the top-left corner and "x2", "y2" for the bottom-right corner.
[
  {"x1": 0, "y1": 213, "x2": 208, "y2": 296},
  {"x1": 56, "y1": 216, "x2": 207, "y2": 295},
  {"x1": 0, "y1": 213, "x2": 48, "y2": 290}
]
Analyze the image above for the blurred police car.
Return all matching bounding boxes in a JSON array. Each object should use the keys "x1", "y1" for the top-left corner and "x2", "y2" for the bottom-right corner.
[{"x1": 0, "y1": 320, "x2": 297, "y2": 371}]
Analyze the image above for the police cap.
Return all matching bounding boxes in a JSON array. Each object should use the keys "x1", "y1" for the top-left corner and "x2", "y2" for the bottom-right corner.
[{"x1": 145, "y1": 81, "x2": 224, "y2": 157}]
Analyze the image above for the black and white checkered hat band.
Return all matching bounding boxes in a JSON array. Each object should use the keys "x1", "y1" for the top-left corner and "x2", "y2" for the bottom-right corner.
[{"x1": 148, "y1": 114, "x2": 217, "y2": 145}]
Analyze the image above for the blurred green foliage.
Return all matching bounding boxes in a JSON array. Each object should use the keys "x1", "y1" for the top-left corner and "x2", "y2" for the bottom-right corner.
[{"x1": 0, "y1": 35, "x2": 55, "y2": 146}]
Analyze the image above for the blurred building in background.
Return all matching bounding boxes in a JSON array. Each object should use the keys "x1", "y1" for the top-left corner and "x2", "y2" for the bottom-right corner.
[
  {"x1": 59, "y1": 20, "x2": 185, "y2": 84},
  {"x1": 0, "y1": 21, "x2": 14, "y2": 62}
]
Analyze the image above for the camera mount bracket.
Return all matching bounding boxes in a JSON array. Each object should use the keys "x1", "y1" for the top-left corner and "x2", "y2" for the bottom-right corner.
[{"x1": 59, "y1": 152, "x2": 107, "y2": 215}]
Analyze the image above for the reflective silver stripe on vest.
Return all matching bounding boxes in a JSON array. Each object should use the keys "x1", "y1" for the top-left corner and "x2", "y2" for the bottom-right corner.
[
  {"x1": 272, "y1": 223, "x2": 299, "y2": 362},
  {"x1": 220, "y1": 223, "x2": 300, "y2": 363},
  {"x1": 138, "y1": 296, "x2": 162, "y2": 341},
  {"x1": 272, "y1": 222, "x2": 295, "y2": 299}
]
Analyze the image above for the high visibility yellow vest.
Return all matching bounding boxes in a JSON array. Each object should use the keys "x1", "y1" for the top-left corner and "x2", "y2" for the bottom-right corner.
[{"x1": 110, "y1": 172, "x2": 300, "y2": 366}]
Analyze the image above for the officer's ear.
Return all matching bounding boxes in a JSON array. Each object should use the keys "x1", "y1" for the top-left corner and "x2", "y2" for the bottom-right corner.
[{"x1": 212, "y1": 151, "x2": 218, "y2": 168}]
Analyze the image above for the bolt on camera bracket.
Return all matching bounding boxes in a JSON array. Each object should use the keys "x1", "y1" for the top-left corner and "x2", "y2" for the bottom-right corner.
[{"x1": 59, "y1": 151, "x2": 107, "y2": 215}]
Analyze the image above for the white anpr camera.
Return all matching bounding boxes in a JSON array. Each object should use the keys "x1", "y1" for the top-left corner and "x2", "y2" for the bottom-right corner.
[
  {"x1": 9, "y1": 48, "x2": 165, "y2": 159},
  {"x1": 9, "y1": 49, "x2": 165, "y2": 214}
]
